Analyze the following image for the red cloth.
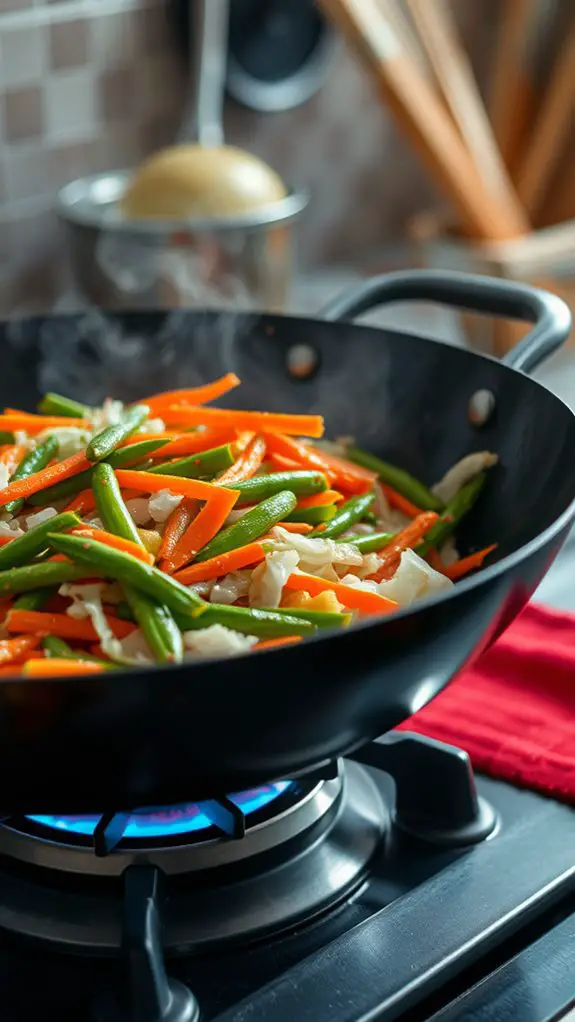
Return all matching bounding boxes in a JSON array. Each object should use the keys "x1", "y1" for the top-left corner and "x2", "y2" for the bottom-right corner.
[{"x1": 398, "y1": 602, "x2": 575, "y2": 803}]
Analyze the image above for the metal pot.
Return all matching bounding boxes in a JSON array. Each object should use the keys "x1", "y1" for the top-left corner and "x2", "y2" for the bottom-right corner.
[{"x1": 57, "y1": 171, "x2": 308, "y2": 312}]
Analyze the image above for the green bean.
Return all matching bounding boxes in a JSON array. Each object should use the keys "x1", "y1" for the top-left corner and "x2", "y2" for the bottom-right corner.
[
  {"x1": 115, "y1": 599, "x2": 134, "y2": 622},
  {"x1": 38, "y1": 393, "x2": 92, "y2": 418},
  {"x1": 178, "y1": 604, "x2": 315, "y2": 639},
  {"x1": 147, "y1": 444, "x2": 234, "y2": 479},
  {"x1": 267, "y1": 607, "x2": 352, "y2": 628},
  {"x1": 0, "y1": 561, "x2": 91, "y2": 596},
  {"x1": 196, "y1": 490, "x2": 297, "y2": 562},
  {"x1": 5, "y1": 435, "x2": 59, "y2": 515},
  {"x1": 417, "y1": 473, "x2": 486, "y2": 557},
  {"x1": 92, "y1": 463, "x2": 141, "y2": 546},
  {"x1": 27, "y1": 438, "x2": 172, "y2": 506},
  {"x1": 314, "y1": 491, "x2": 375, "y2": 539},
  {"x1": 338, "y1": 531, "x2": 395, "y2": 553},
  {"x1": 41, "y1": 635, "x2": 115, "y2": 669},
  {"x1": 225, "y1": 471, "x2": 327, "y2": 506},
  {"x1": 14, "y1": 588, "x2": 55, "y2": 610},
  {"x1": 285, "y1": 505, "x2": 337, "y2": 525},
  {"x1": 362, "y1": 511, "x2": 377, "y2": 526},
  {"x1": 0, "y1": 511, "x2": 80, "y2": 570},
  {"x1": 90, "y1": 463, "x2": 183, "y2": 663},
  {"x1": 47, "y1": 533, "x2": 206, "y2": 619},
  {"x1": 345, "y1": 446, "x2": 443, "y2": 512},
  {"x1": 86, "y1": 405, "x2": 149, "y2": 463},
  {"x1": 124, "y1": 586, "x2": 183, "y2": 664},
  {"x1": 0, "y1": 431, "x2": 14, "y2": 445}
]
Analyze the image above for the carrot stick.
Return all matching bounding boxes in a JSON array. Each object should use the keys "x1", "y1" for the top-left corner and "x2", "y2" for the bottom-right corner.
[
  {"x1": 381, "y1": 484, "x2": 423, "y2": 519},
  {"x1": 0, "y1": 444, "x2": 27, "y2": 474},
  {"x1": 144, "y1": 429, "x2": 236, "y2": 459},
  {"x1": 256, "y1": 636, "x2": 303, "y2": 651},
  {"x1": 312, "y1": 449, "x2": 377, "y2": 495},
  {"x1": 0, "y1": 665, "x2": 23, "y2": 675},
  {"x1": 0, "y1": 535, "x2": 15, "y2": 548},
  {"x1": 114, "y1": 469, "x2": 240, "y2": 505},
  {"x1": 120, "y1": 431, "x2": 180, "y2": 446},
  {"x1": 284, "y1": 572, "x2": 398, "y2": 615},
  {"x1": 173, "y1": 542, "x2": 266, "y2": 584},
  {"x1": 444, "y1": 544, "x2": 498, "y2": 581},
  {"x1": 217, "y1": 436, "x2": 266, "y2": 485},
  {"x1": 370, "y1": 512, "x2": 440, "y2": 582},
  {"x1": 297, "y1": 489, "x2": 345, "y2": 508},
  {"x1": 22, "y1": 658, "x2": 105, "y2": 677},
  {"x1": 268, "y1": 453, "x2": 301, "y2": 472},
  {"x1": 427, "y1": 548, "x2": 445, "y2": 572},
  {"x1": 140, "y1": 373, "x2": 241, "y2": 415},
  {"x1": 71, "y1": 527, "x2": 154, "y2": 565},
  {"x1": 263, "y1": 433, "x2": 336, "y2": 481},
  {"x1": 160, "y1": 406, "x2": 325, "y2": 438},
  {"x1": 0, "y1": 451, "x2": 91, "y2": 507},
  {"x1": 0, "y1": 414, "x2": 89, "y2": 434},
  {"x1": 168, "y1": 488, "x2": 240, "y2": 570},
  {"x1": 65, "y1": 489, "x2": 96, "y2": 515},
  {"x1": 0, "y1": 634, "x2": 40, "y2": 664},
  {"x1": 158, "y1": 499, "x2": 198, "y2": 567},
  {"x1": 273, "y1": 521, "x2": 314, "y2": 534},
  {"x1": 6, "y1": 610, "x2": 134, "y2": 642}
]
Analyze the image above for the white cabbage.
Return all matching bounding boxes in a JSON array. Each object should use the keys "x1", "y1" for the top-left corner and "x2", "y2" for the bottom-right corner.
[
  {"x1": 87, "y1": 398, "x2": 124, "y2": 431},
  {"x1": 59, "y1": 582, "x2": 124, "y2": 661},
  {"x1": 126, "y1": 498, "x2": 152, "y2": 526},
  {"x1": 182, "y1": 624, "x2": 258, "y2": 659},
  {"x1": 13, "y1": 430, "x2": 30, "y2": 448},
  {"x1": 210, "y1": 570, "x2": 251, "y2": 605},
  {"x1": 36, "y1": 426, "x2": 92, "y2": 458},
  {"x1": 0, "y1": 464, "x2": 11, "y2": 492},
  {"x1": 225, "y1": 508, "x2": 252, "y2": 525},
  {"x1": 340, "y1": 548, "x2": 452, "y2": 608},
  {"x1": 0, "y1": 519, "x2": 23, "y2": 538},
  {"x1": 249, "y1": 549, "x2": 299, "y2": 608},
  {"x1": 372, "y1": 483, "x2": 410, "y2": 531},
  {"x1": 25, "y1": 507, "x2": 58, "y2": 530},
  {"x1": 432, "y1": 451, "x2": 498, "y2": 504},
  {"x1": 83, "y1": 516, "x2": 104, "y2": 530},
  {"x1": 137, "y1": 417, "x2": 166, "y2": 435},
  {"x1": 117, "y1": 628, "x2": 155, "y2": 665},
  {"x1": 269, "y1": 527, "x2": 363, "y2": 568},
  {"x1": 148, "y1": 489, "x2": 183, "y2": 524}
]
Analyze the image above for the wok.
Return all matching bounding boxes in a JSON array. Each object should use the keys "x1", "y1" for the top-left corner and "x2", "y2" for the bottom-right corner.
[{"x1": 0, "y1": 270, "x2": 573, "y2": 814}]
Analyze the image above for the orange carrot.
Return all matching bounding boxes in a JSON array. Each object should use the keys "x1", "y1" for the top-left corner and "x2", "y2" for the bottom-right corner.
[
  {"x1": 284, "y1": 572, "x2": 397, "y2": 615},
  {"x1": 0, "y1": 451, "x2": 91, "y2": 507},
  {"x1": 0, "y1": 535, "x2": 15, "y2": 548},
  {"x1": 114, "y1": 469, "x2": 240, "y2": 505},
  {"x1": 444, "y1": 544, "x2": 498, "y2": 581},
  {"x1": 120, "y1": 431, "x2": 180, "y2": 446},
  {"x1": 263, "y1": 433, "x2": 336, "y2": 481},
  {"x1": 427, "y1": 549, "x2": 445, "y2": 572},
  {"x1": 65, "y1": 489, "x2": 96, "y2": 515},
  {"x1": 0, "y1": 665, "x2": 23, "y2": 676},
  {"x1": 269, "y1": 453, "x2": 301, "y2": 472},
  {"x1": 0, "y1": 414, "x2": 89, "y2": 434},
  {"x1": 313, "y1": 450, "x2": 377, "y2": 495},
  {"x1": 381, "y1": 484, "x2": 423, "y2": 519},
  {"x1": 0, "y1": 634, "x2": 40, "y2": 664},
  {"x1": 0, "y1": 444, "x2": 26, "y2": 474},
  {"x1": 370, "y1": 512, "x2": 440, "y2": 582},
  {"x1": 23, "y1": 658, "x2": 105, "y2": 677},
  {"x1": 158, "y1": 499, "x2": 198, "y2": 567},
  {"x1": 256, "y1": 636, "x2": 303, "y2": 651},
  {"x1": 169, "y1": 488, "x2": 240, "y2": 570},
  {"x1": 6, "y1": 610, "x2": 134, "y2": 642},
  {"x1": 140, "y1": 373, "x2": 241, "y2": 415},
  {"x1": 234, "y1": 430, "x2": 256, "y2": 452},
  {"x1": 217, "y1": 435, "x2": 266, "y2": 485},
  {"x1": 71, "y1": 527, "x2": 154, "y2": 565},
  {"x1": 297, "y1": 489, "x2": 345, "y2": 508},
  {"x1": 273, "y1": 521, "x2": 314, "y2": 534},
  {"x1": 160, "y1": 406, "x2": 325, "y2": 438},
  {"x1": 173, "y1": 542, "x2": 266, "y2": 584},
  {"x1": 143, "y1": 429, "x2": 236, "y2": 459}
]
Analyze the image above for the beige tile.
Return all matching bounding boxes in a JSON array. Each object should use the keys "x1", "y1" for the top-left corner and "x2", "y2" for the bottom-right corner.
[
  {"x1": 2, "y1": 142, "x2": 56, "y2": 203},
  {"x1": 53, "y1": 138, "x2": 103, "y2": 185},
  {"x1": 44, "y1": 68, "x2": 97, "y2": 142},
  {"x1": 89, "y1": 11, "x2": 136, "y2": 69},
  {"x1": 98, "y1": 66, "x2": 137, "y2": 123},
  {"x1": 0, "y1": 24, "x2": 46, "y2": 89},
  {"x1": 3, "y1": 86, "x2": 44, "y2": 143},
  {"x1": 49, "y1": 19, "x2": 89, "y2": 71}
]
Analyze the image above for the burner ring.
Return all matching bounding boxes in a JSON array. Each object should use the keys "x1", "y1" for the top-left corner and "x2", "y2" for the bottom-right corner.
[
  {"x1": 0, "y1": 761, "x2": 386, "y2": 954},
  {"x1": 0, "y1": 774, "x2": 341, "y2": 877}
]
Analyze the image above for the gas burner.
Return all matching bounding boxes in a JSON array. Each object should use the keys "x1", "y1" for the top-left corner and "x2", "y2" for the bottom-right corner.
[{"x1": 0, "y1": 761, "x2": 385, "y2": 953}]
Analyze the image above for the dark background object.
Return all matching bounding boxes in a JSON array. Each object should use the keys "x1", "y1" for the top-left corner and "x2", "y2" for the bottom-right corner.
[
  {"x1": 0, "y1": 271, "x2": 572, "y2": 813},
  {"x1": 171, "y1": 0, "x2": 335, "y2": 112}
]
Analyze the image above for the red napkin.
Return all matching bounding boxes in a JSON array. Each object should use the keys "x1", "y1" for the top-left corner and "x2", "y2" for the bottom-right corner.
[{"x1": 398, "y1": 602, "x2": 575, "y2": 803}]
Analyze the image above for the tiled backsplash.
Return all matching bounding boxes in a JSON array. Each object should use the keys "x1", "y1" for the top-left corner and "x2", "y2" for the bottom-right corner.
[{"x1": 0, "y1": 0, "x2": 494, "y2": 316}]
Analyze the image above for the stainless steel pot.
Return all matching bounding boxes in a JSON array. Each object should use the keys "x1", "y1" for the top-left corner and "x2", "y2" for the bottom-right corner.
[{"x1": 57, "y1": 171, "x2": 308, "y2": 312}]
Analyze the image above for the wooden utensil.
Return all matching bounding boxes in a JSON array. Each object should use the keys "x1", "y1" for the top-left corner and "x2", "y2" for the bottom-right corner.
[
  {"x1": 405, "y1": 0, "x2": 527, "y2": 230},
  {"x1": 317, "y1": 0, "x2": 527, "y2": 240},
  {"x1": 488, "y1": 0, "x2": 540, "y2": 174}
]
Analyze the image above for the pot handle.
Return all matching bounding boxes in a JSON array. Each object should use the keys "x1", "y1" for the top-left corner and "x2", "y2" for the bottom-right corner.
[{"x1": 319, "y1": 270, "x2": 572, "y2": 374}]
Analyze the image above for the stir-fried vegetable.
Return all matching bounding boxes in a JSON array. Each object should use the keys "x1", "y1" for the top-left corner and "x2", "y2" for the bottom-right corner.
[{"x1": 0, "y1": 375, "x2": 498, "y2": 673}]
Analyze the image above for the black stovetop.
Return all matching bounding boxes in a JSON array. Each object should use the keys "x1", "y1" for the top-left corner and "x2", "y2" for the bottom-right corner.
[{"x1": 0, "y1": 736, "x2": 574, "y2": 1022}]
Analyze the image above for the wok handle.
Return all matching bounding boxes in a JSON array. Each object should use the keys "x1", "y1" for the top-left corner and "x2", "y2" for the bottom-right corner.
[{"x1": 319, "y1": 269, "x2": 572, "y2": 374}]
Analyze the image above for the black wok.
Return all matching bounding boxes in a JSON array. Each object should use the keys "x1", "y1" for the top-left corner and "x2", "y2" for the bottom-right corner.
[{"x1": 0, "y1": 270, "x2": 573, "y2": 813}]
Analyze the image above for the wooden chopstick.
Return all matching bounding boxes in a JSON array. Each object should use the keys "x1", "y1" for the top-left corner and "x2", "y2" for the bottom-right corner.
[
  {"x1": 317, "y1": 0, "x2": 527, "y2": 241},
  {"x1": 535, "y1": 129, "x2": 575, "y2": 227},
  {"x1": 515, "y1": 19, "x2": 575, "y2": 219},
  {"x1": 405, "y1": 0, "x2": 528, "y2": 232},
  {"x1": 488, "y1": 0, "x2": 539, "y2": 174}
]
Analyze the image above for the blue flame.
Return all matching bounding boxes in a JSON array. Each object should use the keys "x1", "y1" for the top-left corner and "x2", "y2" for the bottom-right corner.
[{"x1": 26, "y1": 781, "x2": 292, "y2": 841}]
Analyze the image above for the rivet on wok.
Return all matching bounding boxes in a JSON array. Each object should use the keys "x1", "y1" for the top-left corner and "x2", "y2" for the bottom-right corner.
[
  {"x1": 286, "y1": 344, "x2": 319, "y2": 380},
  {"x1": 468, "y1": 389, "x2": 496, "y2": 427}
]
